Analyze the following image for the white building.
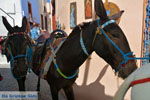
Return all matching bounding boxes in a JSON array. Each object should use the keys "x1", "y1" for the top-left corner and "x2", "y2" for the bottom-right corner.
[
  {"x1": 38, "y1": 0, "x2": 52, "y2": 32},
  {"x1": 0, "y1": 0, "x2": 23, "y2": 64},
  {"x1": 0, "y1": 0, "x2": 41, "y2": 64}
]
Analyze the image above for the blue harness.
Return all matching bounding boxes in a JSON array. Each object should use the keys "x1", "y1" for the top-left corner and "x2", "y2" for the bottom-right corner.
[
  {"x1": 80, "y1": 19, "x2": 150, "y2": 72},
  {"x1": 7, "y1": 44, "x2": 33, "y2": 79}
]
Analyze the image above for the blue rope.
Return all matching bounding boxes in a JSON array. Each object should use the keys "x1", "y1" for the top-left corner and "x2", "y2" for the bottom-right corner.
[
  {"x1": 96, "y1": 19, "x2": 101, "y2": 27},
  {"x1": 13, "y1": 55, "x2": 27, "y2": 60},
  {"x1": 80, "y1": 29, "x2": 90, "y2": 56},
  {"x1": 127, "y1": 57, "x2": 150, "y2": 60},
  {"x1": 26, "y1": 47, "x2": 33, "y2": 61},
  {"x1": 101, "y1": 20, "x2": 116, "y2": 28},
  {"x1": 26, "y1": 47, "x2": 33, "y2": 73},
  {"x1": 100, "y1": 28, "x2": 127, "y2": 57},
  {"x1": 54, "y1": 63, "x2": 78, "y2": 79}
]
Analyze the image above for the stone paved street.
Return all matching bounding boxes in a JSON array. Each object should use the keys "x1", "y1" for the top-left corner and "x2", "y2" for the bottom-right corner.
[{"x1": 0, "y1": 64, "x2": 66, "y2": 100}]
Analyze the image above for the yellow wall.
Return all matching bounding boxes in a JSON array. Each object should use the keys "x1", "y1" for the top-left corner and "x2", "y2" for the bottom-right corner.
[{"x1": 56, "y1": 0, "x2": 143, "y2": 99}]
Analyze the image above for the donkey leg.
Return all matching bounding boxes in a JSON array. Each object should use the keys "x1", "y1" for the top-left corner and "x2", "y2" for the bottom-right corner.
[
  {"x1": 49, "y1": 84, "x2": 59, "y2": 100},
  {"x1": 17, "y1": 76, "x2": 26, "y2": 91},
  {"x1": 36, "y1": 76, "x2": 40, "y2": 91},
  {"x1": 63, "y1": 86, "x2": 75, "y2": 100},
  {"x1": 47, "y1": 79, "x2": 59, "y2": 100}
]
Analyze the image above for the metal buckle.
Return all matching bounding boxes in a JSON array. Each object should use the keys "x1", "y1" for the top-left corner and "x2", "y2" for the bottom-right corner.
[{"x1": 96, "y1": 27, "x2": 102, "y2": 35}]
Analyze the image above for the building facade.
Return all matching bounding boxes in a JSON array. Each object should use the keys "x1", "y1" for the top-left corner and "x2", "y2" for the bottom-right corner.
[
  {"x1": 21, "y1": 0, "x2": 41, "y2": 24},
  {"x1": 0, "y1": 0, "x2": 52, "y2": 64},
  {"x1": 0, "y1": 0, "x2": 23, "y2": 64},
  {"x1": 38, "y1": 0, "x2": 52, "y2": 32}
]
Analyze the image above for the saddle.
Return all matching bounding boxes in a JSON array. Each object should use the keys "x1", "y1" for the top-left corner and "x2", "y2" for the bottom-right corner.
[
  {"x1": 40, "y1": 37, "x2": 66, "y2": 79},
  {"x1": 34, "y1": 29, "x2": 67, "y2": 78}
]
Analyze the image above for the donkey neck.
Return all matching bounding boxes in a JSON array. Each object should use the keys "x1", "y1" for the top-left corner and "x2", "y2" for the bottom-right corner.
[{"x1": 55, "y1": 24, "x2": 96, "y2": 75}]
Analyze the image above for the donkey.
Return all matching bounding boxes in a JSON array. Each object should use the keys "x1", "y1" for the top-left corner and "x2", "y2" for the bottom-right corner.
[{"x1": 31, "y1": 0, "x2": 137, "y2": 100}]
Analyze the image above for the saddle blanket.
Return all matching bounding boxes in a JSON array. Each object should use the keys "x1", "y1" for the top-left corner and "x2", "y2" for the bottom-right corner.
[{"x1": 40, "y1": 37, "x2": 66, "y2": 79}]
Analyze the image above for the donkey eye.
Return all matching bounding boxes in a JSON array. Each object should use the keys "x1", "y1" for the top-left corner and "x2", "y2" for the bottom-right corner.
[{"x1": 111, "y1": 33, "x2": 119, "y2": 38}]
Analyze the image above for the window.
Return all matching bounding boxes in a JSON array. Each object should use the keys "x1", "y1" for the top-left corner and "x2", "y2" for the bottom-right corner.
[
  {"x1": 45, "y1": 16, "x2": 48, "y2": 30},
  {"x1": 28, "y1": 2, "x2": 33, "y2": 20},
  {"x1": 41, "y1": 14, "x2": 44, "y2": 30}
]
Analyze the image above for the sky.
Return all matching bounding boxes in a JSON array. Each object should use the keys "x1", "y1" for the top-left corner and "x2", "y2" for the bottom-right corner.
[{"x1": 47, "y1": 0, "x2": 51, "y2": 3}]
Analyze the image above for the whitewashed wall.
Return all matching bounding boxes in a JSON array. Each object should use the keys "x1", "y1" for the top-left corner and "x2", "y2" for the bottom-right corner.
[{"x1": 0, "y1": 0, "x2": 23, "y2": 35}]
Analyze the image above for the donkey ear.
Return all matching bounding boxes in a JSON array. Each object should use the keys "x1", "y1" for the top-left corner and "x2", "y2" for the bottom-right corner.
[
  {"x1": 109, "y1": 10, "x2": 124, "y2": 20},
  {"x1": 2, "y1": 16, "x2": 14, "y2": 33},
  {"x1": 21, "y1": 16, "x2": 27, "y2": 32},
  {"x1": 94, "y1": 0, "x2": 108, "y2": 20}
]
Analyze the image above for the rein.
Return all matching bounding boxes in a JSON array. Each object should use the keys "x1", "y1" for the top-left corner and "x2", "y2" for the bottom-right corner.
[{"x1": 79, "y1": 26, "x2": 90, "y2": 56}]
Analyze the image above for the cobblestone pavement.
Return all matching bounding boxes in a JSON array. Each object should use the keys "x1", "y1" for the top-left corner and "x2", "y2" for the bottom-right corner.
[{"x1": 0, "y1": 64, "x2": 66, "y2": 100}]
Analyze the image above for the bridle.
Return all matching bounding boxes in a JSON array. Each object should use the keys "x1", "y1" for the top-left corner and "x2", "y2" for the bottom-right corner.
[
  {"x1": 80, "y1": 19, "x2": 150, "y2": 72},
  {"x1": 4, "y1": 32, "x2": 33, "y2": 79}
]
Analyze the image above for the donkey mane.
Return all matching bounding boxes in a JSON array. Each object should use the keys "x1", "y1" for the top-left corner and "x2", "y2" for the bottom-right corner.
[
  {"x1": 78, "y1": 22, "x2": 91, "y2": 29},
  {"x1": 71, "y1": 22, "x2": 91, "y2": 35},
  {"x1": 40, "y1": 22, "x2": 91, "y2": 60}
]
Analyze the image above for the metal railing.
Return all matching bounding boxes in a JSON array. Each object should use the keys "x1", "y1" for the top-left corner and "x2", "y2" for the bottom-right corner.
[{"x1": 0, "y1": 8, "x2": 15, "y2": 26}]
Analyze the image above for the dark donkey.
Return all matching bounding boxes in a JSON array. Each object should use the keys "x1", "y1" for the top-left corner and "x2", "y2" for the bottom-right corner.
[
  {"x1": 32, "y1": 0, "x2": 137, "y2": 100},
  {"x1": 1, "y1": 16, "x2": 32, "y2": 91}
]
